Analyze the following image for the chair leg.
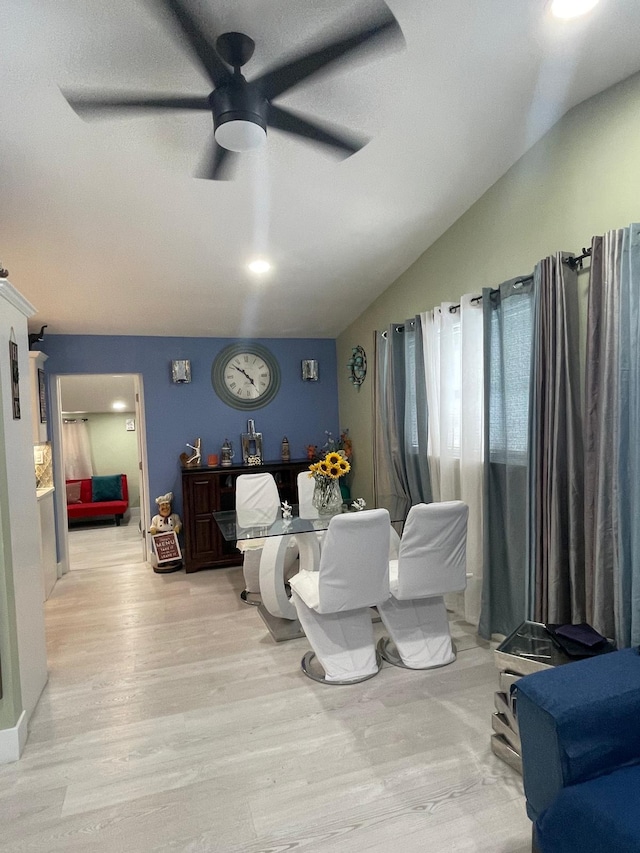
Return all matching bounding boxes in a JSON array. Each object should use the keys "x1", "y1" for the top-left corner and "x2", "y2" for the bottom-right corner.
[
  {"x1": 291, "y1": 591, "x2": 381, "y2": 683},
  {"x1": 240, "y1": 549, "x2": 262, "y2": 605},
  {"x1": 300, "y1": 650, "x2": 382, "y2": 685},
  {"x1": 377, "y1": 595, "x2": 456, "y2": 669}
]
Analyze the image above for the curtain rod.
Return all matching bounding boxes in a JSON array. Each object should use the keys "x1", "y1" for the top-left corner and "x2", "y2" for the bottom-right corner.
[
  {"x1": 381, "y1": 246, "x2": 594, "y2": 330},
  {"x1": 447, "y1": 247, "x2": 593, "y2": 313},
  {"x1": 381, "y1": 319, "x2": 415, "y2": 337}
]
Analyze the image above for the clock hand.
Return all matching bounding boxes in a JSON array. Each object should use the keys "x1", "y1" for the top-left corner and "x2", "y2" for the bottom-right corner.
[{"x1": 231, "y1": 364, "x2": 257, "y2": 387}]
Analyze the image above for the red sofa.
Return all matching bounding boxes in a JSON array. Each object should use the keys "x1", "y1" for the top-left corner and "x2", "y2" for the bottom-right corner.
[{"x1": 66, "y1": 475, "x2": 129, "y2": 526}]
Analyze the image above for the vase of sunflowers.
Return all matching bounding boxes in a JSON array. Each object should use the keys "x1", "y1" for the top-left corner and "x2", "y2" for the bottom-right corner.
[{"x1": 309, "y1": 450, "x2": 351, "y2": 515}]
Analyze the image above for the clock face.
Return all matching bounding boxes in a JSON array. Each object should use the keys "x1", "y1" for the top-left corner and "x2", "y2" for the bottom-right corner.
[
  {"x1": 211, "y1": 343, "x2": 280, "y2": 410},
  {"x1": 224, "y1": 351, "x2": 271, "y2": 401}
]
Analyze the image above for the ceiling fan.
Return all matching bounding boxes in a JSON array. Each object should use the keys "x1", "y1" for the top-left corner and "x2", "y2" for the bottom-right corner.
[{"x1": 63, "y1": 0, "x2": 403, "y2": 180}]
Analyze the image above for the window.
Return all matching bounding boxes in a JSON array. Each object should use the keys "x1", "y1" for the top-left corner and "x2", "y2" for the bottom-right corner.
[{"x1": 489, "y1": 292, "x2": 534, "y2": 463}]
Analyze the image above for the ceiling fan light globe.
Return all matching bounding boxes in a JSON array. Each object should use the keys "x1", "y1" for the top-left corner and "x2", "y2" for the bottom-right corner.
[{"x1": 215, "y1": 120, "x2": 266, "y2": 152}]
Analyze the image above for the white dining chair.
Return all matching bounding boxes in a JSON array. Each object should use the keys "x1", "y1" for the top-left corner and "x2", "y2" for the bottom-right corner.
[
  {"x1": 236, "y1": 472, "x2": 297, "y2": 605},
  {"x1": 289, "y1": 508, "x2": 391, "y2": 684},
  {"x1": 377, "y1": 501, "x2": 468, "y2": 669},
  {"x1": 296, "y1": 470, "x2": 319, "y2": 519}
]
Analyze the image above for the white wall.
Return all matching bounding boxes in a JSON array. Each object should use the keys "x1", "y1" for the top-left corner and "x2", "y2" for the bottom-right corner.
[
  {"x1": 0, "y1": 280, "x2": 48, "y2": 757},
  {"x1": 87, "y1": 412, "x2": 140, "y2": 508}
]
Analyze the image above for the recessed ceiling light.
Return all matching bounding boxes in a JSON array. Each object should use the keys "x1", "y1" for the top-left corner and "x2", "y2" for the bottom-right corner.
[
  {"x1": 112, "y1": 400, "x2": 126, "y2": 410},
  {"x1": 550, "y1": 0, "x2": 599, "y2": 19},
  {"x1": 248, "y1": 259, "x2": 272, "y2": 274}
]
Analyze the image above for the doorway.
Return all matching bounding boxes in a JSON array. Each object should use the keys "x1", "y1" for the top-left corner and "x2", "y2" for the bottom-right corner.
[{"x1": 50, "y1": 373, "x2": 150, "y2": 575}]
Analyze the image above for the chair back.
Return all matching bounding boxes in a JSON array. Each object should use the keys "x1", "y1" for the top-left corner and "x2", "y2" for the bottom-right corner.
[
  {"x1": 317, "y1": 508, "x2": 390, "y2": 613},
  {"x1": 297, "y1": 471, "x2": 319, "y2": 519},
  {"x1": 235, "y1": 473, "x2": 280, "y2": 528},
  {"x1": 394, "y1": 501, "x2": 468, "y2": 599}
]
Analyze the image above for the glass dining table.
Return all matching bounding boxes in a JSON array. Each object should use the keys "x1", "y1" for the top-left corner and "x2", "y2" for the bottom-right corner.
[{"x1": 214, "y1": 496, "x2": 409, "y2": 641}]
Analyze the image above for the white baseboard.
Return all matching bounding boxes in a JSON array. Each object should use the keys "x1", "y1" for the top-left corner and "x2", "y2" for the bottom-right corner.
[{"x1": 0, "y1": 710, "x2": 28, "y2": 764}]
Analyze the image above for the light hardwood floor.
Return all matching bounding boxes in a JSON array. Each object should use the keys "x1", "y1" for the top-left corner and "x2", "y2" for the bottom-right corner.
[{"x1": 1, "y1": 520, "x2": 532, "y2": 852}]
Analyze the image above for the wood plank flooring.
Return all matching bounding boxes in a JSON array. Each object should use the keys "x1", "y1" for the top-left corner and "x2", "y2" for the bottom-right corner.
[{"x1": 0, "y1": 521, "x2": 532, "y2": 852}]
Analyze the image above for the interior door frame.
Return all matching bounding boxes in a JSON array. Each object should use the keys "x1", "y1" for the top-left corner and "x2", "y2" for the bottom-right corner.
[{"x1": 50, "y1": 373, "x2": 150, "y2": 576}]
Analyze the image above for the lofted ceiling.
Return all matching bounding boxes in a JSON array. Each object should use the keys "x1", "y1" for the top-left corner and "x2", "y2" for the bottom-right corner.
[{"x1": 2, "y1": 0, "x2": 640, "y2": 339}]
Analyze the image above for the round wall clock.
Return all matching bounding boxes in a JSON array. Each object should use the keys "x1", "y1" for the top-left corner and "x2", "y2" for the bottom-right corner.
[{"x1": 211, "y1": 343, "x2": 281, "y2": 410}]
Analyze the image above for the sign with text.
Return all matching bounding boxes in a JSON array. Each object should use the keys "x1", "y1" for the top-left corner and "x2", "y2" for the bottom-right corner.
[{"x1": 152, "y1": 531, "x2": 182, "y2": 564}]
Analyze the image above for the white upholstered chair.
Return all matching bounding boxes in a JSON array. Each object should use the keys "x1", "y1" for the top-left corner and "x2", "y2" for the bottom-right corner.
[
  {"x1": 236, "y1": 473, "x2": 284, "y2": 605},
  {"x1": 289, "y1": 508, "x2": 391, "y2": 684},
  {"x1": 296, "y1": 471, "x2": 319, "y2": 519},
  {"x1": 377, "y1": 501, "x2": 468, "y2": 669},
  {"x1": 296, "y1": 470, "x2": 327, "y2": 556}
]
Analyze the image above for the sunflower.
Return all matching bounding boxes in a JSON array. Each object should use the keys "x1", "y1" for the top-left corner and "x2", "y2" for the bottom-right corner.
[{"x1": 309, "y1": 450, "x2": 351, "y2": 486}]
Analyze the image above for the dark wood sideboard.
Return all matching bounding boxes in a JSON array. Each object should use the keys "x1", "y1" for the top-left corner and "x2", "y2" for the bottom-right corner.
[{"x1": 181, "y1": 459, "x2": 310, "y2": 573}]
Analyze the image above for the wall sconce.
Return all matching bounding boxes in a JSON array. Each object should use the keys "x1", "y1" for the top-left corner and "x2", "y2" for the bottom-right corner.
[
  {"x1": 171, "y1": 360, "x2": 192, "y2": 384},
  {"x1": 301, "y1": 359, "x2": 319, "y2": 381}
]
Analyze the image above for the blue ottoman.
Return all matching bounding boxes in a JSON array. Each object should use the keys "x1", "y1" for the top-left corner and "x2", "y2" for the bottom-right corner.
[{"x1": 515, "y1": 648, "x2": 640, "y2": 853}]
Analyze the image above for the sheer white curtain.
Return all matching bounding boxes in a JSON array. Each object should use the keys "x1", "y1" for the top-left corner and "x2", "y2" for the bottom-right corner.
[
  {"x1": 422, "y1": 295, "x2": 484, "y2": 625},
  {"x1": 63, "y1": 420, "x2": 93, "y2": 479}
]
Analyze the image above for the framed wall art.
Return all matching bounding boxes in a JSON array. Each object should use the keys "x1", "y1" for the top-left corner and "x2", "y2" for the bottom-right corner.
[
  {"x1": 38, "y1": 368, "x2": 47, "y2": 423},
  {"x1": 9, "y1": 329, "x2": 20, "y2": 419}
]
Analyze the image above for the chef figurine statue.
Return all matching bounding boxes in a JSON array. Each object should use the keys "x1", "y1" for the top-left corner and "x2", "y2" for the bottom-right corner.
[
  {"x1": 149, "y1": 491, "x2": 183, "y2": 573},
  {"x1": 150, "y1": 492, "x2": 182, "y2": 534}
]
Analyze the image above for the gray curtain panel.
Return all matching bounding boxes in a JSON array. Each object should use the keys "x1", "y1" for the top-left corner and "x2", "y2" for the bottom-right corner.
[
  {"x1": 375, "y1": 319, "x2": 432, "y2": 505},
  {"x1": 479, "y1": 277, "x2": 534, "y2": 640},
  {"x1": 529, "y1": 253, "x2": 585, "y2": 625},
  {"x1": 584, "y1": 232, "x2": 622, "y2": 642},
  {"x1": 617, "y1": 223, "x2": 640, "y2": 647},
  {"x1": 374, "y1": 330, "x2": 404, "y2": 500}
]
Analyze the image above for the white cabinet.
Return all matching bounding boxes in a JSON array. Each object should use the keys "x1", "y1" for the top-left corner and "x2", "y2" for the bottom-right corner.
[{"x1": 29, "y1": 351, "x2": 48, "y2": 444}]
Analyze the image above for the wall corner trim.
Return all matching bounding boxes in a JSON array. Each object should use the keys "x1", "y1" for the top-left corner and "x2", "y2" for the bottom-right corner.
[
  {"x1": 0, "y1": 710, "x2": 28, "y2": 764},
  {"x1": 0, "y1": 280, "x2": 37, "y2": 318}
]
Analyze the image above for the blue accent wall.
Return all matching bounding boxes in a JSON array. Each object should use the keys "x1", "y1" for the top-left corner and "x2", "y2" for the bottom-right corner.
[{"x1": 43, "y1": 335, "x2": 338, "y2": 518}]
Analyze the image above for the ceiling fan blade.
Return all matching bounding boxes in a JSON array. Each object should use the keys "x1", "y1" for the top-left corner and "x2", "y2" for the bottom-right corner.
[
  {"x1": 254, "y1": 7, "x2": 402, "y2": 101},
  {"x1": 197, "y1": 138, "x2": 236, "y2": 180},
  {"x1": 158, "y1": 0, "x2": 230, "y2": 86},
  {"x1": 64, "y1": 92, "x2": 211, "y2": 116},
  {"x1": 267, "y1": 104, "x2": 366, "y2": 156}
]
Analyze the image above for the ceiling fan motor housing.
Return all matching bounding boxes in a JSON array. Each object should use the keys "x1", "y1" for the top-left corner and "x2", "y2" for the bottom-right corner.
[{"x1": 210, "y1": 80, "x2": 267, "y2": 151}]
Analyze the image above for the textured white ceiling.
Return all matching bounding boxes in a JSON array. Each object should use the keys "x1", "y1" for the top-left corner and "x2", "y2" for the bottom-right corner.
[{"x1": 2, "y1": 0, "x2": 640, "y2": 338}]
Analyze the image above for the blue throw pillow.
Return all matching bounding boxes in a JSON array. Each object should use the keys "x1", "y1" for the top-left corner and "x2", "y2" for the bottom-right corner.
[{"x1": 92, "y1": 475, "x2": 123, "y2": 502}]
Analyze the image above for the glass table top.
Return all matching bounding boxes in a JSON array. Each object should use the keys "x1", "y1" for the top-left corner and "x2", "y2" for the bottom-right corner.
[
  {"x1": 214, "y1": 495, "x2": 410, "y2": 543},
  {"x1": 496, "y1": 621, "x2": 572, "y2": 667},
  {"x1": 496, "y1": 620, "x2": 615, "y2": 670}
]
